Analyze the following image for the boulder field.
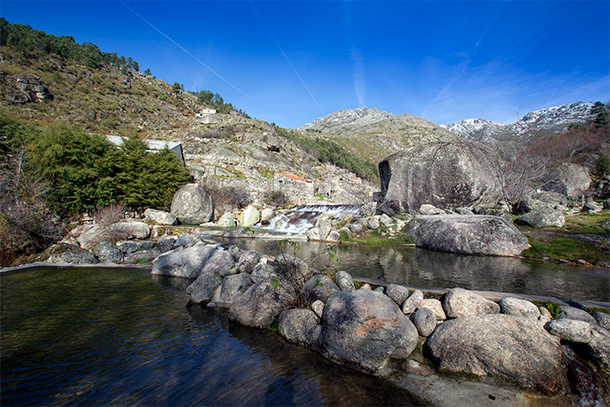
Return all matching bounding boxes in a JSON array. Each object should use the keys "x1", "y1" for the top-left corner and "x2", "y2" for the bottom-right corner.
[{"x1": 150, "y1": 238, "x2": 610, "y2": 404}]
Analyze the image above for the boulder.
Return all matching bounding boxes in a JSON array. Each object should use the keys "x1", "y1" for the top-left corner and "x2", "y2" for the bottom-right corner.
[
  {"x1": 260, "y1": 208, "x2": 275, "y2": 225},
  {"x1": 384, "y1": 284, "x2": 410, "y2": 307},
  {"x1": 499, "y1": 297, "x2": 540, "y2": 319},
  {"x1": 406, "y1": 215, "x2": 530, "y2": 256},
  {"x1": 144, "y1": 208, "x2": 177, "y2": 225},
  {"x1": 410, "y1": 307, "x2": 436, "y2": 337},
  {"x1": 300, "y1": 274, "x2": 340, "y2": 305},
  {"x1": 593, "y1": 312, "x2": 610, "y2": 331},
  {"x1": 240, "y1": 205, "x2": 261, "y2": 227},
  {"x1": 151, "y1": 244, "x2": 219, "y2": 278},
  {"x1": 417, "y1": 299, "x2": 446, "y2": 320},
  {"x1": 558, "y1": 305, "x2": 596, "y2": 324},
  {"x1": 235, "y1": 250, "x2": 261, "y2": 274},
  {"x1": 185, "y1": 272, "x2": 223, "y2": 304},
  {"x1": 515, "y1": 209, "x2": 565, "y2": 228},
  {"x1": 588, "y1": 328, "x2": 610, "y2": 374},
  {"x1": 311, "y1": 300, "x2": 325, "y2": 319},
  {"x1": 443, "y1": 288, "x2": 500, "y2": 318},
  {"x1": 334, "y1": 270, "x2": 355, "y2": 291},
  {"x1": 278, "y1": 308, "x2": 320, "y2": 347},
  {"x1": 228, "y1": 277, "x2": 298, "y2": 329},
  {"x1": 175, "y1": 233, "x2": 202, "y2": 248},
  {"x1": 93, "y1": 241, "x2": 124, "y2": 263},
  {"x1": 157, "y1": 237, "x2": 177, "y2": 253},
  {"x1": 200, "y1": 249, "x2": 236, "y2": 277},
  {"x1": 401, "y1": 290, "x2": 423, "y2": 315},
  {"x1": 419, "y1": 204, "x2": 445, "y2": 215},
  {"x1": 124, "y1": 249, "x2": 160, "y2": 264},
  {"x1": 426, "y1": 314, "x2": 567, "y2": 395},
  {"x1": 170, "y1": 183, "x2": 213, "y2": 225},
  {"x1": 38, "y1": 243, "x2": 99, "y2": 264},
  {"x1": 217, "y1": 212, "x2": 236, "y2": 227},
  {"x1": 314, "y1": 211, "x2": 353, "y2": 240},
  {"x1": 251, "y1": 263, "x2": 277, "y2": 283},
  {"x1": 71, "y1": 224, "x2": 112, "y2": 250},
  {"x1": 378, "y1": 140, "x2": 501, "y2": 215},
  {"x1": 211, "y1": 273, "x2": 253, "y2": 305},
  {"x1": 582, "y1": 201, "x2": 601, "y2": 214},
  {"x1": 555, "y1": 163, "x2": 591, "y2": 198},
  {"x1": 545, "y1": 319, "x2": 592, "y2": 343},
  {"x1": 114, "y1": 221, "x2": 151, "y2": 239},
  {"x1": 318, "y1": 290, "x2": 419, "y2": 374}
]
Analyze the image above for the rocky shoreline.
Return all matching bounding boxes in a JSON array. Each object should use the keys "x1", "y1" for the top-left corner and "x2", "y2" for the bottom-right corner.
[{"x1": 4, "y1": 242, "x2": 609, "y2": 406}]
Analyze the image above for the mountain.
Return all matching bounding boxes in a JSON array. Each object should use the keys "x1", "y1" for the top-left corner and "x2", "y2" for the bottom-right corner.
[
  {"x1": 297, "y1": 107, "x2": 456, "y2": 163},
  {"x1": 441, "y1": 102, "x2": 597, "y2": 144}
]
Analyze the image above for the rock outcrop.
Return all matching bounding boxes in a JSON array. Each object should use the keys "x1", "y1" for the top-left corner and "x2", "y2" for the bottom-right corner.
[
  {"x1": 406, "y1": 215, "x2": 530, "y2": 256},
  {"x1": 378, "y1": 140, "x2": 501, "y2": 215}
]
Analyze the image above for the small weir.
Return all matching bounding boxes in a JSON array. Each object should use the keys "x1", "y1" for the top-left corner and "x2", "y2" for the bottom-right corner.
[{"x1": 265, "y1": 204, "x2": 361, "y2": 234}]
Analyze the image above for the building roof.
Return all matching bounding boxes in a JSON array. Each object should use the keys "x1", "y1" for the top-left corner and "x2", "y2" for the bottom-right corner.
[{"x1": 276, "y1": 172, "x2": 312, "y2": 183}]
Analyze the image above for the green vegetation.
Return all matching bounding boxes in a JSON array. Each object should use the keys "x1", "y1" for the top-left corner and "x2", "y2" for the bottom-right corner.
[
  {"x1": 344, "y1": 230, "x2": 415, "y2": 246},
  {"x1": 273, "y1": 125, "x2": 379, "y2": 182},
  {"x1": 532, "y1": 300, "x2": 562, "y2": 319},
  {"x1": 521, "y1": 235, "x2": 607, "y2": 263}
]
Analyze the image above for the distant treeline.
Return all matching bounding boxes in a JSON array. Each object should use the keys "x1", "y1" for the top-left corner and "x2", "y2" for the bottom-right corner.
[
  {"x1": 0, "y1": 17, "x2": 140, "y2": 71},
  {"x1": 274, "y1": 125, "x2": 379, "y2": 182}
]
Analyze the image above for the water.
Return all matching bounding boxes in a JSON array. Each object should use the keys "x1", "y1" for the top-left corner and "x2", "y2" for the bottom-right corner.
[
  {"x1": 222, "y1": 238, "x2": 610, "y2": 302},
  {"x1": 266, "y1": 205, "x2": 361, "y2": 234},
  {"x1": 0, "y1": 267, "x2": 422, "y2": 406}
]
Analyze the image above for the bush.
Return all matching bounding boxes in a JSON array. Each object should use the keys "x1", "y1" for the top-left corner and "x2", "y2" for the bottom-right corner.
[
  {"x1": 595, "y1": 154, "x2": 610, "y2": 178},
  {"x1": 265, "y1": 190, "x2": 289, "y2": 207},
  {"x1": 207, "y1": 185, "x2": 252, "y2": 212}
]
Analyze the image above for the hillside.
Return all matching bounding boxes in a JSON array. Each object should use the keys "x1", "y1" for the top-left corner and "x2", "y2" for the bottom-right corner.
[
  {"x1": 441, "y1": 102, "x2": 597, "y2": 144},
  {"x1": 297, "y1": 107, "x2": 457, "y2": 163}
]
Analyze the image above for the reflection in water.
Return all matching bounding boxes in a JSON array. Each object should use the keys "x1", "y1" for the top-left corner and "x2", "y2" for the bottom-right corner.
[
  {"x1": 0, "y1": 267, "x2": 421, "y2": 406},
  {"x1": 224, "y1": 238, "x2": 610, "y2": 302}
]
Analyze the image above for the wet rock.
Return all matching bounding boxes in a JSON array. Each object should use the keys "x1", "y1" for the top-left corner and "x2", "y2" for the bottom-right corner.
[
  {"x1": 301, "y1": 274, "x2": 340, "y2": 305},
  {"x1": 385, "y1": 284, "x2": 410, "y2": 307},
  {"x1": 401, "y1": 290, "x2": 423, "y2": 315},
  {"x1": 410, "y1": 307, "x2": 436, "y2": 337},
  {"x1": 278, "y1": 308, "x2": 320, "y2": 347},
  {"x1": 334, "y1": 270, "x2": 355, "y2": 291},
  {"x1": 426, "y1": 314, "x2": 567, "y2": 395},
  {"x1": 442, "y1": 288, "x2": 500, "y2": 318},
  {"x1": 144, "y1": 208, "x2": 177, "y2": 225},
  {"x1": 499, "y1": 297, "x2": 540, "y2": 319},
  {"x1": 318, "y1": 290, "x2": 419, "y2": 375},
  {"x1": 406, "y1": 215, "x2": 530, "y2": 256},
  {"x1": 186, "y1": 272, "x2": 223, "y2": 304},
  {"x1": 171, "y1": 183, "x2": 213, "y2": 225},
  {"x1": 151, "y1": 244, "x2": 219, "y2": 278},
  {"x1": 545, "y1": 319, "x2": 592, "y2": 343},
  {"x1": 93, "y1": 241, "x2": 124, "y2": 263},
  {"x1": 229, "y1": 277, "x2": 298, "y2": 329}
]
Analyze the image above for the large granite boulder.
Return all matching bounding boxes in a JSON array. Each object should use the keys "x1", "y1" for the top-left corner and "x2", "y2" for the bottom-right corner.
[
  {"x1": 556, "y1": 163, "x2": 591, "y2": 198},
  {"x1": 228, "y1": 277, "x2": 298, "y2": 329},
  {"x1": 211, "y1": 273, "x2": 253, "y2": 306},
  {"x1": 300, "y1": 274, "x2": 340, "y2": 305},
  {"x1": 114, "y1": 221, "x2": 151, "y2": 239},
  {"x1": 426, "y1": 314, "x2": 567, "y2": 395},
  {"x1": 151, "y1": 244, "x2": 219, "y2": 278},
  {"x1": 406, "y1": 215, "x2": 530, "y2": 256},
  {"x1": 515, "y1": 208, "x2": 565, "y2": 228},
  {"x1": 278, "y1": 308, "x2": 320, "y2": 347},
  {"x1": 144, "y1": 208, "x2": 177, "y2": 225},
  {"x1": 170, "y1": 183, "x2": 213, "y2": 225},
  {"x1": 70, "y1": 224, "x2": 112, "y2": 250},
  {"x1": 442, "y1": 288, "x2": 500, "y2": 318},
  {"x1": 240, "y1": 205, "x2": 261, "y2": 227},
  {"x1": 378, "y1": 140, "x2": 501, "y2": 215},
  {"x1": 318, "y1": 289, "x2": 419, "y2": 375},
  {"x1": 37, "y1": 243, "x2": 99, "y2": 264},
  {"x1": 185, "y1": 272, "x2": 223, "y2": 304},
  {"x1": 93, "y1": 241, "x2": 124, "y2": 263}
]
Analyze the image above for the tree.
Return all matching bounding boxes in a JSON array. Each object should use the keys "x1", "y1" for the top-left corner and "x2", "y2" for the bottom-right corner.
[
  {"x1": 592, "y1": 101, "x2": 609, "y2": 128},
  {"x1": 144, "y1": 68, "x2": 151, "y2": 76}
]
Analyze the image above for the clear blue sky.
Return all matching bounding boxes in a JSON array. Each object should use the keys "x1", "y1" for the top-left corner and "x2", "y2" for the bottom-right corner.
[{"x1": 2, "y1": 0, "x2": 609, "y2": 128}]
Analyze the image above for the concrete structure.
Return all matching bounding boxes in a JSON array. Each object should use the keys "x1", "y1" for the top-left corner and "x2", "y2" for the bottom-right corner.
[
  {"x1": 106, "y1": 135, "x2": 184, "y2": 166},
  {"x1": 274, "y1": 172, "x2": 314, "y2": 203}
]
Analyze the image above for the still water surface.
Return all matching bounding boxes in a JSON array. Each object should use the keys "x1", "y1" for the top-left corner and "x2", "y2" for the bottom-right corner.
[
  {"x1": 223, "y1": 238, "x2": 610, "y2": 302},
  {"x1": 0, "y1": 266, "x2": 421, "y2": 406}
]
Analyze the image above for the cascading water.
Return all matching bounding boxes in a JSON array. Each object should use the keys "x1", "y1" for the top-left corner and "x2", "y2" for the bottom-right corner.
[{"x1": 265, "y1": 204, "x2": 361, "y2": 234}]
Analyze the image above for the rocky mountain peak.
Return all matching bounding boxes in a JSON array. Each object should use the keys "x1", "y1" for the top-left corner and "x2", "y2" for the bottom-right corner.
[
  {"x1": 441, "y1": 102, "x2": 597, "y2": 144},
  {"x1": 297, "y1": 107, "x2": 396, "y2": 134}
]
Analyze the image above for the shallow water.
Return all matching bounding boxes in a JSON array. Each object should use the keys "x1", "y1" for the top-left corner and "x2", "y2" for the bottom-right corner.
[
  {"x1": 0, "y1": 267, "x2": 422, "y2": 406},
  {"x1": 223, "y1": 238, "x2": 610, "y2": 302}
]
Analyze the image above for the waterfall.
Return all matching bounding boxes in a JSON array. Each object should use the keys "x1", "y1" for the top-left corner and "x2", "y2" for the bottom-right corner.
[{"x1": 265, "y1": 205, "x2": 361, "y2": 234}]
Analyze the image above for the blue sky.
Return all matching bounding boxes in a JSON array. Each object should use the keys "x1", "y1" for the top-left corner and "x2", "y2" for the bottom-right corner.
[{"x1": 2, "y1": 0, "x2": 608, "y2": 128}]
